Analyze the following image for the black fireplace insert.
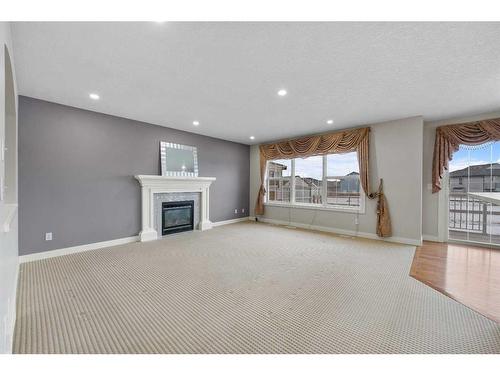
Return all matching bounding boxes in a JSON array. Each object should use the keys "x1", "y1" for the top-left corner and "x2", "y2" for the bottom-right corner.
[{"x1": 162, "y1": 200, "x2": 194, "y2": 235}]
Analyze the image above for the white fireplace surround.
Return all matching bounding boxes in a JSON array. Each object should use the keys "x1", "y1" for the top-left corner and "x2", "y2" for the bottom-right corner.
[{"x1": 135, "y1": 175, "x2": 216, "y2": 241}]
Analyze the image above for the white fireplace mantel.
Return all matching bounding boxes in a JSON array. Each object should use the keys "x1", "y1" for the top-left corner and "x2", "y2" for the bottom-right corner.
[{"x1": 135, "y1": 175, "x2": 216, "y2": 242}]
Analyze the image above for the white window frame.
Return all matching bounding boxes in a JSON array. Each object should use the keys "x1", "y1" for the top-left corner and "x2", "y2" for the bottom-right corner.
[{"x1": 264, "y1": 154, "x2": 365, "y2": 214}]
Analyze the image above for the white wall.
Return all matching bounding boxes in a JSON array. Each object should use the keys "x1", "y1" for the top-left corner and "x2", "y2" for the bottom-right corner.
[
  {"x1": 422, "y1": 110, "x2": 500, "y2": 241},
  {"x1": 250, "y1": 116, "x2": 424, "y2": 245},
  {"x1": 0, "y1": 22, "x2": 19, "y2": 354}
]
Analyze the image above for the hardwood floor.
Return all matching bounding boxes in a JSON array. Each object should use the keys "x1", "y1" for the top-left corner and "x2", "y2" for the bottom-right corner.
[{"x1": 410, "y1": 241, "x2": 500, "y2": 323}]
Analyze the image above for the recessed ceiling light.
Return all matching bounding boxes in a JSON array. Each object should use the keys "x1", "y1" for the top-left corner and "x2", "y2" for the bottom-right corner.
[
  {"x1": 326, "y1": 119, "x2": 334, "y2": 125},
  {"x1": 193, "y1": 121, "x2": 200, "y2": 126},
  {"x1": 249, "y1": 136, "x2": 255, "y2": 140},
  {"x1": 89, "y1": 93, "x2": 100, "y2": 100},
  {"x1": 277, "y1": 89, "x2": 287, "y2": 96}
]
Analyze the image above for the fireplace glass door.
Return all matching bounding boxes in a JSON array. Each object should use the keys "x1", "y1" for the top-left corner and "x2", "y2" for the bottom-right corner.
[{"x1": 162, "y1": 200, "x2": 194, "y2": 235}]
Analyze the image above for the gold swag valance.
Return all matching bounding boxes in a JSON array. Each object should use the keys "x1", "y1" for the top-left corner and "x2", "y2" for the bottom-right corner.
[
  {"x1": 432, "y1": 118, "x2": 500, "y2": 193},
  {"x1": 255, "y1": 127, "x2": 392, "y2": 238}
]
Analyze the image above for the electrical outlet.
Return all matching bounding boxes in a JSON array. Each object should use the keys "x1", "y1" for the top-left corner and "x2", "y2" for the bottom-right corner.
[
  {"x1": 241, "y1": 208, "x2": 245, "y2": 213},
  {"x1": 354, "y1": 217, "x2": 359, "y2": 225},
  {"x1": 45, "y1": 232, "x2": 53, "y2": 241},
  {"x1": 234, "y1": 209, "x2": 238, "y2": 214}
]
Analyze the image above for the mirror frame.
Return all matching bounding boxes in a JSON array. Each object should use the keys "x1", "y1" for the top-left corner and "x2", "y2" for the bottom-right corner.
[{"x1": 160, "y1": 141, "x2": 199, "y2": 177}]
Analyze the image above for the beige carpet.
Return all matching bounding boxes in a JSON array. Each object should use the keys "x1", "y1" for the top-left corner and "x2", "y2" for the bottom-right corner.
[{"x1": 13, "y1": 222, "x2": 500, "y2": 354}]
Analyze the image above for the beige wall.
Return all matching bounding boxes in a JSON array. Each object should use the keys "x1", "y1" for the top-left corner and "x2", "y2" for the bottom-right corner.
[
  {"x1": 422, "y1": 110, "x2": 500, "y2": 240},
  {"x1": 250, "y1": 116, "x2": 424, "y2": 245},
  {"x1": 252, "y1": 110, "x2": 500, "y2": 245}
]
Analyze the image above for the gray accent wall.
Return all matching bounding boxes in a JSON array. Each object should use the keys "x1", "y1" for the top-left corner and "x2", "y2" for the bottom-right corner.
[{"x1": 19, "y1": 96, "x2": 249, "y2": 255}]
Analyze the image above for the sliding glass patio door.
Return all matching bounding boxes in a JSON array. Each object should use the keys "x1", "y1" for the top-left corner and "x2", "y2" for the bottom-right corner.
[{"x1": 448, "y1": 141, "x2": 500, "y2": 246}]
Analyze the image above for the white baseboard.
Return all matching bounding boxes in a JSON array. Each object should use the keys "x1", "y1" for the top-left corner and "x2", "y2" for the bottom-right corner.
[
  {"x1": 422, "y1": 234, "x2": 441, "y2": 242},
  {"x1": 19, "y1": 215, "x2": 419, "y2": 265},
  {"x1": 20, "y1": 236, "x2": 139, "y2": 264},
  {"x1": 256, "y1": 217, "x2": 422, "y2": 246},
  {"x1": 212, "y1": 217, "x2": 250, "y2": 227},
  {"x1": 20, "y1": 218, "x2": 252, "y2": 263}
]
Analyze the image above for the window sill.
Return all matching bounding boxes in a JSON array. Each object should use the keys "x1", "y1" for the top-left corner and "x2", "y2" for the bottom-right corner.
[{"x1": 264, "y1": 202, "x2": 365, "y2": 214}]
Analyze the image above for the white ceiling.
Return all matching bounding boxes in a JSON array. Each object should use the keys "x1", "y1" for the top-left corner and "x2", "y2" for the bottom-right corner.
[{"x1": 11, "y1": 22, "x2": 500, "y2": 144}]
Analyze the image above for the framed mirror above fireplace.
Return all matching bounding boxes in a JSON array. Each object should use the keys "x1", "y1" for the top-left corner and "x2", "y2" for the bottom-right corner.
[{"x1": 160, "y1": 142, "x2": 199, "y2": 177}]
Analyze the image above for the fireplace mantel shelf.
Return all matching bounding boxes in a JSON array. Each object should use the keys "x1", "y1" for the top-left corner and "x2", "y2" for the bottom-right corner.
[{"x1": 135, "y1": 175, "x2": 216, "y2": 241}]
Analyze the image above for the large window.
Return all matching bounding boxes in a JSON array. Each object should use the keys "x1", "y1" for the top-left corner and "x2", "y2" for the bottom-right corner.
[
  {"x1": 326, "y1": 153, "x2": 361, "y2": 208},
  {"x1": 295, "y1": 155, "x2": 323, "y2": 204},
  {"x1": 267, "y1": 159, "x2": 292, "y2": 203},
  {"x1": 265, "y1": 152, "x2": 364, "y2": 212}
]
